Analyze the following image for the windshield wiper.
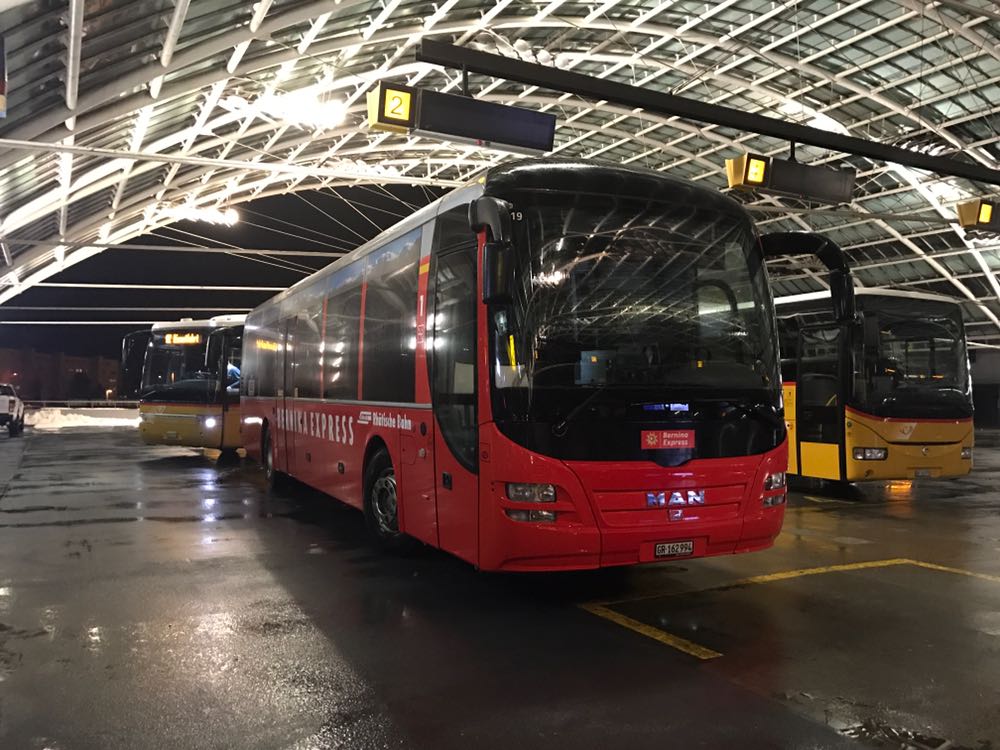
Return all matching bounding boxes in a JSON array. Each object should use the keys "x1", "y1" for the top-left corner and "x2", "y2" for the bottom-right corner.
[
  {"x1": 722, "y1": 401, "x2": 784, "y2": 430},
  {"x1": 552, "y1": 385, "x2": 608, "y2": 437}
]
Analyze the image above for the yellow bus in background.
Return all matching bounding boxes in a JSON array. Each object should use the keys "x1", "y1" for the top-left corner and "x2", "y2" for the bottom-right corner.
[
  {"x1": 778, "y1": 290, "x2": 973, "y2": 482},
  {"x1": 123, "y1": 315, "x2": 245, "y2": 455}
]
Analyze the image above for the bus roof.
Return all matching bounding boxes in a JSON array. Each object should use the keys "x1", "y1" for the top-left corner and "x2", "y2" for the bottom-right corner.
[{"x1": 150, "y1": 314, "x2": 247, "y2": 332}]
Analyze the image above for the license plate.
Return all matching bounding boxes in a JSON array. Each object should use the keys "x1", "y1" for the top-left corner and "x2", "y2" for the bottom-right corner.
[
  {"x1": 914, "y1": 468, "x2": 932, "y2": 478},
  {"x1": 655, "y1": 541, "x2": 694, "y2": 558}
]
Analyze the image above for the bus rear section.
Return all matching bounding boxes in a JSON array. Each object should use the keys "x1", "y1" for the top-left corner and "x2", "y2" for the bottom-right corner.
[
  {"x1": 136, "y1": 317, "x2": 244, "y2": 451},
  {"x1": 242, "y1": 159, "x2": 789, "y2": 571},
  {"x1": 780, "y1": 290, "x2": 973, "y2": 482}
]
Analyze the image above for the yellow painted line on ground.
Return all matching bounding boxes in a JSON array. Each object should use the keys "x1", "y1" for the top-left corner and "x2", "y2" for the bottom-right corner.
[
  {"x1": 732, "y1": 558, "x2": 913, "y2": 587},
  {"x1": 802, "y1": 494, "x2": 853, "y2": 505},
  {"x1": 580, "y1": 603, "x2": 722, "y2": 660},
  {"x1": 581, "y1": 557, "x2": 1000, "y2": 659},
  {"x1": 596, "y1": 558, "x2": 914, "y2": 607},
  {"x1": 906, "y1": 559, "x2": 1000, "y2": 584}
]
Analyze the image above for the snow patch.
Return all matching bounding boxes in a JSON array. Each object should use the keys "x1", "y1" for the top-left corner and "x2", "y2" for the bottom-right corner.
[{"x1": 25, "y1": 408, "x2": 140, "y2": 431}]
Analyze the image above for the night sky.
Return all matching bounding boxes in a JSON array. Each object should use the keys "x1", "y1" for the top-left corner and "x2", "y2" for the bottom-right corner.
[{"x1": 0, "y1": 184, "x2": 444, "y2": 358}]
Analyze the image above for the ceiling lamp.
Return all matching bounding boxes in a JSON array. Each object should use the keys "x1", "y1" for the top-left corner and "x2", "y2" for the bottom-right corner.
[
  {"x1": 257, "y1": 89, "x2": 346, "y2": 129},
  {"x1": 152, "y1": 204, "x2": 240, "y2": 226},
  {"x1": 221, "y1": 88, "x2": 347, "y2": 130}
]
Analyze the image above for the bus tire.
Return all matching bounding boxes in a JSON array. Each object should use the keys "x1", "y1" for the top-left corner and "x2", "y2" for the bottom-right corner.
[
  {"x1": 218, "y1": 447, "x2": 240, "y2": 463},
  {"x1": 363, "y1": 448, "x2": 414, "y2": 552},
  {"x1": 262, "y1": 426, "x2": 287, "y2": 492}
]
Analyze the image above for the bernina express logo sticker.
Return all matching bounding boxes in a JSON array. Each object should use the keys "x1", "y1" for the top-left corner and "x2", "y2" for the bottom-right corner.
[
  {"x1": 647, "y1": 490, "x2": 706, "y2": 508},
  {"x1": 641, "y1": 430, "x2": 695, "y2": 450}
]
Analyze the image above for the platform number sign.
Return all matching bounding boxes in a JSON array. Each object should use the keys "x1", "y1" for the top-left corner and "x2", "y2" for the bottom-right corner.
[
  {"x1": 383, "y1": 88, "x2": 412, "y2": 123},
  {"x1": 367, "y1": 82, "x2": 417, "y2": 134}
]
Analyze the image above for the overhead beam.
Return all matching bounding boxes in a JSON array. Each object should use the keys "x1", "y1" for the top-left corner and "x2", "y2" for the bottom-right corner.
[
  {"x1": 64, "y1": 0, "x2": 85, "y2": 111},
  {"x1": 161, "y1": 0, "x2": 192, "y2": 67},
  {"x1": 0, "y1": 137, "x2": 453, "y2": 185},
  {"x1": 35, "y1": 282, "x2": 285, "y2": 291},
  {"x1": 0, "y1": 320, "x2": 162, "y2": 325},
  {"x1": 0, "y1": 306, "x2": 251, "y2": 312},
  {"x1": 9, "y1": 239, "x2": 343, "y2": 257},
  {"x1": 415, "y1": 40, "x2": 1000, "y2": 188}
]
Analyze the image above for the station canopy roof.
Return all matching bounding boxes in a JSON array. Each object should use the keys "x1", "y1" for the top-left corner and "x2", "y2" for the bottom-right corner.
[{"x1": 0, "y1": 0, "x2": 999, "y2": 342}]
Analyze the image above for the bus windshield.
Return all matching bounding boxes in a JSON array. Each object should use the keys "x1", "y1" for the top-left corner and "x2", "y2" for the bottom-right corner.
[
  {"x1": 492, "y1": 191, "x2": 776, "y2": 401},
  {"x1": 486, "y1": 187, "x2": 782, "y2": 461},
  {"x1": 857, "y1": 298, "x2": 971, "y2": 418},
  {"x1": 141, "y1": 331, "x2": 220, "y2": 404}
]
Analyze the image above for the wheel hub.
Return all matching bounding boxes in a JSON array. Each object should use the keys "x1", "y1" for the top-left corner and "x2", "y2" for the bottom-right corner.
[{"x1": 372, "y1": 473, "x2": 399, "y2": 534}]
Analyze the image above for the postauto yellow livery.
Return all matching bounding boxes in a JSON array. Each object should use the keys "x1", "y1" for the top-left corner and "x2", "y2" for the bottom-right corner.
[
  {"x1": 778, "y1": 289, "x2": 972, "y2": 482},
  {"x1": 130, "y1": 316, "x2": 245, "y2": 453}
]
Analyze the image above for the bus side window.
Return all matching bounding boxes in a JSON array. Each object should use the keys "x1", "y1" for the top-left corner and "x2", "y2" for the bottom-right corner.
[
  {"x1": 293, "y1": 307, "x2": 323, "y2": 399},
  {"x1": 254, "y1": 311, "x2": 281, "y2": 398},
  {"x1": 362, "y1": 228, "x2": 421, "y2": 403},
  {"x1": 324, "y1": 262, "x2": 363, "y2": 400},
  {"x1": 431, "y1": 205, "x2": 479, "y2": 472}
]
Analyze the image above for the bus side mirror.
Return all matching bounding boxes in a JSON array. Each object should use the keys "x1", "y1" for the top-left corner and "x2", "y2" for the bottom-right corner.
[
  {"x1": 469, "y1": 196, "x2": 512, "y2": 243},
  {"x1": 829, "y1": 268, "x2": 856, "y2": 323},
  {"x1": 205, "y1": 332, "x2": 224, "y2": 373},
  {"x1": 483, "y1": 241, "x2": 513, "y2": 304}
]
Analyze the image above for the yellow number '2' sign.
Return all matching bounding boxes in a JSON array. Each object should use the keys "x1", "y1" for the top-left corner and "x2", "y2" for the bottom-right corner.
[
  {"x1": 367, "y1": 83, "x2": 416, "y2": 134},
  {"x1": 383, "y1": 89, "x2": 411, "y2": 122}
]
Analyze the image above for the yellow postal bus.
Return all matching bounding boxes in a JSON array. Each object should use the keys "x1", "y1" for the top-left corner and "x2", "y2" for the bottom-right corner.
[
  {"x1": 778, "y1": 289, "x2": 973, "y2": 482},
  {"x1": 123, "y1": 315, "x2": 245, "y2": 454}
]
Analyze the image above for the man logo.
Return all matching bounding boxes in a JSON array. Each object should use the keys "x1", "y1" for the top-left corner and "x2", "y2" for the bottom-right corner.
[{"x1": 647, "y1": 490, "x2": 706, "y2": 508}]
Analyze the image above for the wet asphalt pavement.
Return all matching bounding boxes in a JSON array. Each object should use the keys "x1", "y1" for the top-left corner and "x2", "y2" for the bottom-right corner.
[{"x1": 1, "y1": 426, "x2": 999, "y2": 749}]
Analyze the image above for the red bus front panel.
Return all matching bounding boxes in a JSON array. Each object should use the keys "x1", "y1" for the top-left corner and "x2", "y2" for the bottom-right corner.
[{"x1": 479, "y1": 423, "x2": 787, "y2": 571}]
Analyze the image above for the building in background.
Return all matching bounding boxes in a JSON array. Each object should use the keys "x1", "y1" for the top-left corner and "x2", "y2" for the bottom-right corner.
[{"x1": 0, "y1": 348, "x2": 119, "y2": 401}]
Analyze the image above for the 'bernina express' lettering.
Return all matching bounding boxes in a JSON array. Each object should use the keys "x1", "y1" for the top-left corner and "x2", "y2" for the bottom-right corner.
[{"x1": 277, "y1": 407, "x2": 354, "y2": 446}]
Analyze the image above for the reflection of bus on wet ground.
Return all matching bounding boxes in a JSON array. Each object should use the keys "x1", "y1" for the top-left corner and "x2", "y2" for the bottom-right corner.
[
  {"x1": 778, "y1": 289, "x2": 973, "y2": 482},
  {"x1": 121, "y1": 315, "x2": 245, "y2": 454}
]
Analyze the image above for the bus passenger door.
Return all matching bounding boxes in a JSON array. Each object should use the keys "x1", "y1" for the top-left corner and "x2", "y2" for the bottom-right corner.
[
  {"x1": 796, "y1": 325, "x2": 845, "y2": 480},
  {"x1": 218, "y1": 328, "x2": 243, "y2": 449},
  {"x1": 430, "y1": 217, "x2": 480, "y2": 564}
]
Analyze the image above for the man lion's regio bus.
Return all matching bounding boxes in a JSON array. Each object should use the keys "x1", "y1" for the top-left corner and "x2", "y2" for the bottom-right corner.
[
  {"x1": 779, "y1": 289, "x2": 973, "y2": 482},
  {"x1": 127, "y1": 316, "x2": 245, "y2": 452},
  {"x1": 241, "y1": 160, "x2": 790, "y2": 571}
]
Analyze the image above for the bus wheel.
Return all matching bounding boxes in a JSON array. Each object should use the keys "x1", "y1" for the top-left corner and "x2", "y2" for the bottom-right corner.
[
  {"x1": 364, "y1": 449, "x2": 412, "y2": 551},
  {"x1": 218, "y1": 448, "x2": 240, "y2": 464},
  {"x1": 262, "y1": 428, "x2": 286, "y2": 492}
]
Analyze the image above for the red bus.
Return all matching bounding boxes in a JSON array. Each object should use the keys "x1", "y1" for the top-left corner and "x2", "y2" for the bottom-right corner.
[{"x1": 241, "y1": 160, "x2": 790, "y2": 571}]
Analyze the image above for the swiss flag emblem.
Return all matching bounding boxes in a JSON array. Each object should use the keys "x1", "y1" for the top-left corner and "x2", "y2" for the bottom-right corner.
[{"x1": 641, "y1": 430, "x2": 695, "y2": 450}]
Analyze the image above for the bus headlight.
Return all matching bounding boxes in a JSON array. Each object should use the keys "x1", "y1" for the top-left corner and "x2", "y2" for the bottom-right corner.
[
  {"x1": 852, "y1": 447, "x2": 887, "y2": 460},
  {"x1": 506, "y1": 483, "x2": 556, "y2": 503},
  {"x1": 961, "y1": 447, "x2": 972, "y2": 459},
  {"x1": 203, "y1": 417, "x2": 218, "y2": 429}
]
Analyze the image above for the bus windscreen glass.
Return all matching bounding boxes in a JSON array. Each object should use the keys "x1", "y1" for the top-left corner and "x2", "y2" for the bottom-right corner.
[
  {"x1": 141, "y1": 331, "x2": 219, "y2": 403},
  {"x1": 488, "y1": 189, "x2": 782, "y2": 462},
  {"x1": 858, "y1": 298, "x2": 971, "y2": 419}
]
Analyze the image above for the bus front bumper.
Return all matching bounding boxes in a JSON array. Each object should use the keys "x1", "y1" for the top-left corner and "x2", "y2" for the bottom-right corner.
[
  {"x1": 478, "y1": 437, "x2": 788, "y2": 572},
  {"x1": 846, "y1": 442, "x2": 972, "y2": 481},
  {"x1": 138, "y1": 405, "x2": 228, "y2": 449}
]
